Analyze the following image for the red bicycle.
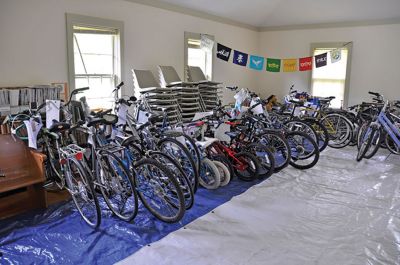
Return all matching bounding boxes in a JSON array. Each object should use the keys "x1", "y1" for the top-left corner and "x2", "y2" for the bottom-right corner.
[{"x1": 203, "y1": 120, "x2": 261, "y2": 182}]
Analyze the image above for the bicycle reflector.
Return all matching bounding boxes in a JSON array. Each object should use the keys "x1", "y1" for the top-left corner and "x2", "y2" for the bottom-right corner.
[
  {"x1": 59, "y1": 158, "x2": 68, "y2": 165},
  {"x1": 75, "y1": 152, "x2": 84, "y2": 161}
]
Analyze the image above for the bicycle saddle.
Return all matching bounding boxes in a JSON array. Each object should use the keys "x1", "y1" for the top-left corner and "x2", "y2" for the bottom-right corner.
[
  {"x1": 87, "y1": 118, "x2": 105, "y2": 128},
  {"x1": 49, "y1": 122, "x2": 71, "y2": 133},
  {"x1": 196, "y1": 137, "x2": 218, "y2": 149}
]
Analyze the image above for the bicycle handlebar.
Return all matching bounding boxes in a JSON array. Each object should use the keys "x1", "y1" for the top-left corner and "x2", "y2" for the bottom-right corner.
[{"x1": 368, "y1": 91, "x2": 380, "y2": 97}]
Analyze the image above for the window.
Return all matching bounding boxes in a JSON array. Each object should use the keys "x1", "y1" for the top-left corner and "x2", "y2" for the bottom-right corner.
[
  {"x1": 67, "y1": 14, "x2": 124, "y2": 109},
  {"x1": 184, "y1": 32, "x2": 214, "y2": 80},
  {"x1": 311, "y1": 43, "x2": 352, "y2": 109}
]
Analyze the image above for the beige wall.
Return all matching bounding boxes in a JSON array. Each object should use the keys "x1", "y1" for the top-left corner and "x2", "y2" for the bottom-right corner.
[
  {"x1": 0, "y1": 0, "x2": 259, "y2": 103},
  {"x1": 257, "y1": 24, "x2": 400, "y2": 106},
  {"x1": 1, "y1": 0, "x2": 400, "y2": 106}
]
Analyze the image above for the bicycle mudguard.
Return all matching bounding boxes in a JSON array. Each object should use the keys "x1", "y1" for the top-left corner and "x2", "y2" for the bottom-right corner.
[{"x1": 120, "y1": 135, "x2": 140, "y2": 146}]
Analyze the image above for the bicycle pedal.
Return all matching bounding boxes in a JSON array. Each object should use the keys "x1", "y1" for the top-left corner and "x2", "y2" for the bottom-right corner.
[{"x1": 43, "y1": 181, "x2": 58, "y2": 190}]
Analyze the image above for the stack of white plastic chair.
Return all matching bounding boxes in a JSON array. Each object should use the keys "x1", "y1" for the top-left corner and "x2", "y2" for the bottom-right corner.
[
  {"x1": 132, "y1": 69, "x2": 181, "y2": 126},
  {"x1": 158, "y1": 66, "x2": 201, "y2": 122},
  {"x1": 186, "y1": 66, "x2": 222, "y2": 112}
]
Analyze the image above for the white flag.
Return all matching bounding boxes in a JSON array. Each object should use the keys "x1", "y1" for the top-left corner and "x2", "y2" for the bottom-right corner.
[
  {"x1": 330, "y1": 49, "x2": 341, "y2": 63},
  {"x1": 200, "y1": 34, "x2": 214, "y2": 51}
]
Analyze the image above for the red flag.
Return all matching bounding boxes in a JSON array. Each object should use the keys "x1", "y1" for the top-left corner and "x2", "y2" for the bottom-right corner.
[{"x1": 299, "y1": 57, "x2": 312, "y2": 71}]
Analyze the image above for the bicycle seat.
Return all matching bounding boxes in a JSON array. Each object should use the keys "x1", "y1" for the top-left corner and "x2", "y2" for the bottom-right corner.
[
  {"x1": 87, "y1": 118, "x2": 105, "y2": 128},
  {"x1": 196, "y1": 137, "x2": 218, "y2": 149},
  {"x1": 49, "y1": 122, "x2": 71, "y2": 133}
]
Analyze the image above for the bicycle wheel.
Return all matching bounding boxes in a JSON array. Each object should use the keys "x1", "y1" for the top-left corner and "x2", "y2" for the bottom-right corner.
[
  {"x1": 286, "y1": 131, "x2": 320, "y2": 170},
  {"x1": 150, "y1": 151, "x2": 194, "y2": 210},
  {"x1": 212, "y1": 160, "x2": 231, "y2": 186},
  {"x1": 166, "y1": 131, "x2": 201, "y2": 175},
  {"x1": 385, "y1": 133, "x2": 400, "y2": 155},
  {"x1": 211, "y1": 154, "x2": 234, "y2": 178},
  {"x1": 246, "y1": 143, "x2": 275, "y2": 179},
  {"x1": 321, "y1": 113, "x2": 353, "y2": 148},
  {"x1": 96, "y1": 151, "x2": 138, "y2": 222},
  {"x1": 134, "y1": 158, "x2": 185, "y2": 223},
  {"x1": 158, "y1": 137, "x2": 199, "y2": 193},
  {"x1": 199, "y1": 158, "x2": 221, "y2": 189},
  {"x1": 357, "y1": 125, "x2": 376, "y2": 161},
  {"x1": 305, "y1": 119, "x2": 329, "y2": 152},
  {"x1": 66, "y1": 158, "x2": 101, "y2": 228},
  {"x1": 258, "y1": 132, "x2": 291, "y2": 172},
  {"x1": 284, "y1": 120, "x2": 318, "y2": 143},
  {"x1": 364, "y1": 128, "x2": 382, "y2": 159},
  {"x1": 233, "y1": 152, "x2": 260, "y2": 181}
]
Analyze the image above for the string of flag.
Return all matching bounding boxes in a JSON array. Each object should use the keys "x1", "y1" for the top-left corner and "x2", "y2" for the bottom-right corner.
[{"x1": 214, "y1": 42, "x2": 351, "y2": 73}]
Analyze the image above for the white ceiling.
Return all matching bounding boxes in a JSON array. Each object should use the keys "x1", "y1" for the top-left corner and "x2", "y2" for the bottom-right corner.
[{"x1": 152, "y1": 0, "x2": 400, "y2": 29}]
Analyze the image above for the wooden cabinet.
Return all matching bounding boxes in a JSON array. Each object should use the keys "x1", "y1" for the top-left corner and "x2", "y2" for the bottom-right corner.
[{"x1": 0, "y1": 135, "x2": 47, "y2": 219}]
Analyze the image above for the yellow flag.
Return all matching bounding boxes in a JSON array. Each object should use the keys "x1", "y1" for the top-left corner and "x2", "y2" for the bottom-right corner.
[{"x1": 283, "y1": 59, "x2": 297, "y2": 72}]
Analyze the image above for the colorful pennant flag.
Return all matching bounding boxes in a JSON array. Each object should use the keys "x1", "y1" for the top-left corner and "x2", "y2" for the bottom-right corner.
[
  {"x1": 249, "y1": 55, "x2": 265, "y2": 71},
  {"x1": 299, "y1": 57, "x2": 312, "y2": 71},
  {"x1": 330, "y1": 49, "x2": 341, "y2": 63},
  {"x1": 216, "y1": 43, "x2": 232, "y2": 62},
  {"x1": 266, "y1": 58, "x2": 281, "y2": 72},
  {"x1": 233, "y1": 50, "x2": 248, "y2": 67},
  {"x1": 283, "y1": 59, "x2": 297, "y2": 72},
  {"x1": 315, "y1": 53, "x2": 328, "y2": 68}
]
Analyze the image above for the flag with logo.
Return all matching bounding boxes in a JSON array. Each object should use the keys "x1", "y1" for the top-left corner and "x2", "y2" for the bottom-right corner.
[
  {"x1": 266, "y1": 58, "x2": 281, "y2": 72},
  {"x1": 283, "y1": 59, "x2": 297, "y2": 72},
  {"x1": 233, "y1": 50, "x2": 248, "y2": 67},
  {"x1": 330, "y1": 49, "x2": 341, "y2": 63},
  {"x1": 299, "y1": 57, "x2": 312, "y2": 71},
  {"x1": 216, "y1": 43, "x2": 232, "y2": 62},
  {"x1": 315, "y1": 53, "x2": 328, "y2": 68},
  {"x1": 249, "y1": 55, "x2": 265, "y2": 71}
]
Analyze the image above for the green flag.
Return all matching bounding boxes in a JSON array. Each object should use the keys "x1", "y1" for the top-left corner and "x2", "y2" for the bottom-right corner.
[{"x1": 266, "y1": 58, "x2": 281, "y2": 72}]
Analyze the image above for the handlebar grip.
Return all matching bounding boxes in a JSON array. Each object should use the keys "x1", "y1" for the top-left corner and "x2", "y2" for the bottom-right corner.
[
  {"x1": 116, "y1": 82, "x2": 124, "y2": 89},
  {"x1": 118, "y1": 98, "x2": 132, "y2": 106},
  {"x1": 368, "y1": 91, "x2": 380, "y2": 97},
  {"x1": 72, "y1": 87, "x2": 89, "y2": 95}
]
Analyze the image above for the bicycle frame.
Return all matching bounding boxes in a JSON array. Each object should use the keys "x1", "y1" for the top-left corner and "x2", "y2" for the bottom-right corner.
[{"x1": 376, "y1": 102, "x2": 400, "y2": 148}]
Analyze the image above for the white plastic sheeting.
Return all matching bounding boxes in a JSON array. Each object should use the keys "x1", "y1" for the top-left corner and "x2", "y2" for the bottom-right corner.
[{"x1": 117, "y1": 148, "x2": 400, "y2": 265}]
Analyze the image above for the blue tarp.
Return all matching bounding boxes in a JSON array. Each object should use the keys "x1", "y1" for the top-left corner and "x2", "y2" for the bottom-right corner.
[{"x1": 0, "y1": 178, "x2": 261, "y2": 264}]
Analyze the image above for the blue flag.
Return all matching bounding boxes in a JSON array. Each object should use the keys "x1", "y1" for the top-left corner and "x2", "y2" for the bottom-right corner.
[
  {"x1": 249, "y1": 55, "x2": 265, "y2": 71},
  {"x1": 233, "y1": 50, "x2": 248, "y2": 67}
]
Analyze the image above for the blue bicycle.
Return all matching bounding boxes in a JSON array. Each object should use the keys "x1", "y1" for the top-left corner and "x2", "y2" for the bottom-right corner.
[{"x1": 357, "y1": 92, "x2": 400, "y2": 161}]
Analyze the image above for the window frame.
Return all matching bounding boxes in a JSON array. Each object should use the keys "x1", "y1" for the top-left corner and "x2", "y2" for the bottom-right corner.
[
  {"x1": 66, "y1": 13, "x2": 124, "y2": 96},
  {"x1": 184, "y1": 31, "x2": 215, "y2": 81},
  {"x1": 309, "y1": 42, "x2": 353, "y2": 108}
]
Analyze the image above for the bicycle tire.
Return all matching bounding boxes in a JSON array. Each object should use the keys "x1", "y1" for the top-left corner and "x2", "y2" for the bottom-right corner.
[
  {"x1": 134, "y1": 158, "x2": 185, "y2": 223},
  {"x1": 246, "y1": 143, "x2": 275, "y2": 179},
  {"x1": 258, "y1": 131, "x2": 291, "y2": 172},
  {"x1": 149, "y1": 151, "x2": 194, "y2": 210},
  {"x1": 96, "y1": 150, "x2": 138, "y2": 222},
  {"x1": 233, "y1": 151, "x2": 260, "y2": 181},
  {"x1": 304, "y1": 119, "x2": 329, "y2": 152},
  {"x1": 158, "y1": 137, "x2": 199, "y2": 193},
  {"x1": 321, "y1": 113, "x2": 353, "y2": 148},
  {"x1": 66, "y1": 158, "x2": 101, "y2": 229},
  {"x1": 199, "y1": 158, "x2": 221, "y2": 189},
  {"x1": 363, "y1": 128, "x2": 382, "y2": 159},
  {"x1": 357, "y1": 125, "x2": 376, "y2": 161},
  {"x1": 286, "y1": 131, "x2": 320, "y2": 170},
  {"x1": 211, "y1": 154, "x2": 234, "y2": 178},
  {"x1": 212, "y1": 160, "x2": 231, "y2": 186}
]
